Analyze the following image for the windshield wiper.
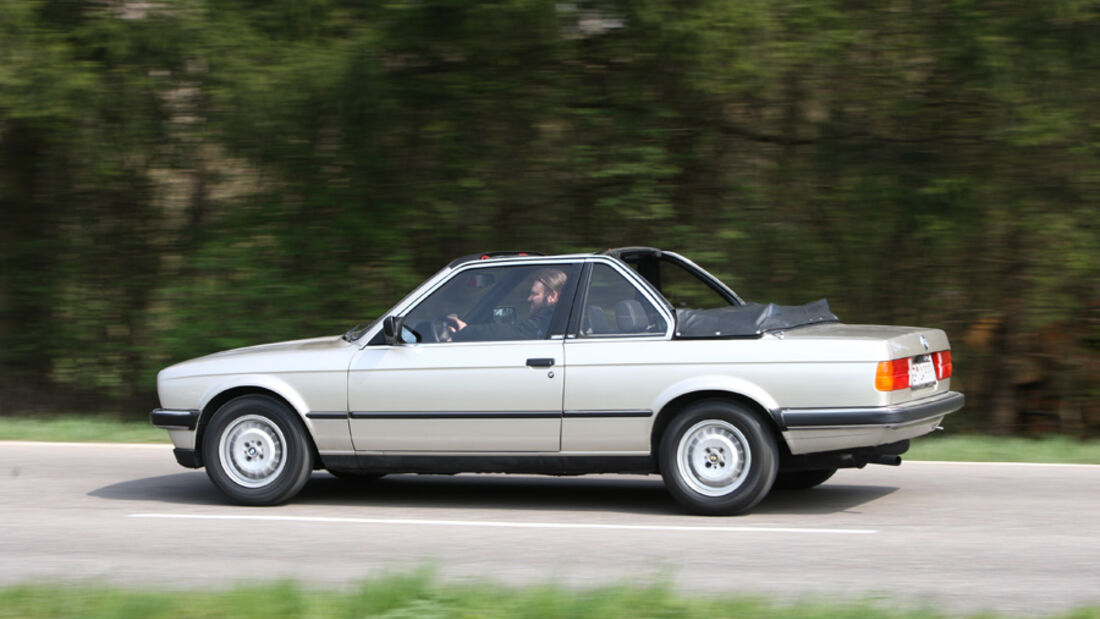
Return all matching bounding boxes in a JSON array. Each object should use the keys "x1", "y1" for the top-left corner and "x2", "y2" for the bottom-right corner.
[{"x1": 342, "y1": 320, "x2": 374, "y2": 342}]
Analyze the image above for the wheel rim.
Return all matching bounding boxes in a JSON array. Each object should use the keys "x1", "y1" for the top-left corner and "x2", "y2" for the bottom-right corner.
[
  {"x1": 675, "y1": 419, "x2": 752, "y2": 497},
  {"x1": 219, "y1": 415, "x2": 287, "y2": 488}
]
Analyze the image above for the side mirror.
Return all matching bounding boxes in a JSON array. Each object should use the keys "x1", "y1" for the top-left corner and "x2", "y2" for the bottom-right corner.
[
  {"x1": 383, "y1": 316, "x2": 420, "y2": 345},
  {"x1": 382, "y1": 316, "x2": 405, "y2": 345}
]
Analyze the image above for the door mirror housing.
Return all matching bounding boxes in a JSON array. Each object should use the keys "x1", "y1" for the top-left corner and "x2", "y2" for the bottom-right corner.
[{"x1": 382, "y1": 316, "x2": 419, "y2": 345}]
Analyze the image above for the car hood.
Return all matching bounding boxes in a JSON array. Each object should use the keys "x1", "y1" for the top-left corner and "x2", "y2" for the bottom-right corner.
[
  {"x1": 159, "y1": 335, "x2": 358, "y2": 380},
  {"x1": 203, "y1": 336, "x2": 351, "y2": 359}
]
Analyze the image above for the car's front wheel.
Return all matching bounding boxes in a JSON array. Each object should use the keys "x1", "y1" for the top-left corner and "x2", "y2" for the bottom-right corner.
[
  {"x1": 202, "y1": 395, "x2": 313, "y2": 505},
  {"x1": 659, "y1": 400, "x2": 778, "y2": 515}
]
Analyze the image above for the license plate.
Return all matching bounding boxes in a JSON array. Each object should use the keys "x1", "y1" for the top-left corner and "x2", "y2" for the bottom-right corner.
[{"x1": 910, "y1": 356, "x2": 937, "y2": 388}]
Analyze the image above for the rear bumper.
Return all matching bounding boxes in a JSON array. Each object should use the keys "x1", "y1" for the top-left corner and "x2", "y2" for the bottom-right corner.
[{"x1": 778, "y1": 391, "x2": 964, "y2": 455}]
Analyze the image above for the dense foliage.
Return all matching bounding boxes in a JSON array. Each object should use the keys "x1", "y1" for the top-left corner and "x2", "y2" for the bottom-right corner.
[{"x1": 1, "y1": 0, "x2": 1098, "y2": 435}]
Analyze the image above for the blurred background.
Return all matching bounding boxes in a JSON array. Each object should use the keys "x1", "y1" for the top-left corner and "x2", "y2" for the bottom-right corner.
[{"x1": 0, "y1": 0, "x2": 1097, "y2": 436}]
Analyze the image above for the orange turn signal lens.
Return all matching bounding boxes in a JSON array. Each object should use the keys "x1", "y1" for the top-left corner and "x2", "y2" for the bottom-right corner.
[{"x1": 875, "y1": 359, "x2": 910, "y2": 391}]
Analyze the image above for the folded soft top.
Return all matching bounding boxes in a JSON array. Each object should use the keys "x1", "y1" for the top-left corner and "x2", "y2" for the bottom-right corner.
[{"x1": 674, "y1": 299, "x2": 838, "y2": 338}]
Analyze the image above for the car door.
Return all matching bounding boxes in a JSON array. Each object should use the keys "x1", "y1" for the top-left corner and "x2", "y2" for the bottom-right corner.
[
  {"x1": 347, "y1": 262, "x2": 579, "y2": 452},
  {"x1": 561, "y1": 260, "x2": 676, "y2": 453}
]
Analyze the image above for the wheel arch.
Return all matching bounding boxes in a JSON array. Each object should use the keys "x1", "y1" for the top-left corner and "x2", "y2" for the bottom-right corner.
[
  {"x1": 194, "y1": 386, "x2": 320, "y2": 469},
  {"x1": 650, "y1": 390, "x2": 784, "y2": 468}
]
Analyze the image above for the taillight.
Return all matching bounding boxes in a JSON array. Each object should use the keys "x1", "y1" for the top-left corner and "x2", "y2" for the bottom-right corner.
[
  {"x1": 934, "y1": 350, "x2": 953, "y2": 380},
  {"x1": 875, "y1": 359, "x2": 910, "y2": 391}
]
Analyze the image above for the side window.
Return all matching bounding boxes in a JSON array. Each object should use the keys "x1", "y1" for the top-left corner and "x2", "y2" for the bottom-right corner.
[
  {"x1": 404, "y1": 264, "x2": 572, "y2": 343},
  {"x1": 658, "y1": 258, "x2": 731, "y2": 309},
  {"x1": 580, "y1": 264, "x2": 668, "y2": 337}
]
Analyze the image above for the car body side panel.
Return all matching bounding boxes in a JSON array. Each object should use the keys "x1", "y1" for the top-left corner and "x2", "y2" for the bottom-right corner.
[
  {"x1": 561, "y1": 338, "x2": 781, "y2": 452},
  {"x1": 348, "y1": 340, "x2": 564, "y2": 452},
  {"x1": 561, "y1": 334, "x2": 953, "y2": 453}
]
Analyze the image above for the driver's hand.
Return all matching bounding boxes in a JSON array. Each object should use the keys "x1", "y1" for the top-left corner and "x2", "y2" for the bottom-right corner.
[{"x1": 446, "y1": 314, "x2": 467, "y2": 333}]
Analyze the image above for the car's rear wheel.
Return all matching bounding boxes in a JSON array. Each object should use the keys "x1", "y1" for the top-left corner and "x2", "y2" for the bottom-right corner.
[
  {"x1": 659, "y1": 400, "x2": 778, "y2": 515},
  {"x1": 202, "y1": 395, "x2": 312, "y2": 505},
  {"x1": 773, "y1": 468, "x2": 837, "y2": 490}
]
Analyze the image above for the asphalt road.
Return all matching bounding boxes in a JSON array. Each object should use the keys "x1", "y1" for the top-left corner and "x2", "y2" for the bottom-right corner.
[{"x1": 1, "y1": 441, "x2": 1097, "y2": 615}]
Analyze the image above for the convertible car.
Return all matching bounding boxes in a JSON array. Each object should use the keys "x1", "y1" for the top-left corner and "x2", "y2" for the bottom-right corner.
[{"x1": 151, "y1": 248, "x2": 963, "y2": 515}]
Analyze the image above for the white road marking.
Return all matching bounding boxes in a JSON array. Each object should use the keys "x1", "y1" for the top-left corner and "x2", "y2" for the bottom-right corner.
[{"x1": 127, "y1": 513, "x2": 878, "y2": 535}]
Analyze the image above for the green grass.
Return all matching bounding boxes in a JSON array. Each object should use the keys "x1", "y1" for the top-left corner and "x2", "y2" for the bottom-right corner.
[
  {"x1": 905, "y1": 434, "x2": 1100, "y2": 464},
  {"x1": 1, "y1": 415, "x2": 1098, "y2": 465},
  {"x1": 0, "y1": 415, "x2": 168, "y2": 444},
  {"x1": 0, "y1": 574, "x2": 1095, "y2": 619}
]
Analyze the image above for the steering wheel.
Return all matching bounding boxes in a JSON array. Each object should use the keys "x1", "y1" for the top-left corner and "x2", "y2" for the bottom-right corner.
[
  {"x1": 409, "y1": 319, "x2": 450, "y2": 343},
  {"x1": 430, "y1": 318, "x2": 453, "y2": 342}
]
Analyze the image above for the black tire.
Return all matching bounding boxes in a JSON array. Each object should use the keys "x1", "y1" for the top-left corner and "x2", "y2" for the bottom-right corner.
[
  {"x1": 658, "y1": 400, "x2": 778, "y2": 516},
  {"x1": 773, "y1": 468, "x2": 837, "y2": 490},
  {"x1": 202, "y1": 395, "x2": 313, "y2": 505}
]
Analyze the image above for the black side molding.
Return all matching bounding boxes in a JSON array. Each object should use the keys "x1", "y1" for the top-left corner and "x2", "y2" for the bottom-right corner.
[
  {"x1": 350, "y1": 411, "x2": 560, "y2": 419},
  {"x1": 562, "y1": 410, "x2": 653, "y2": 418},
  {"x1": 306, "y1": 412, "x2": 349, "y2": 420},
  {"x1": 150, "y1": 408, "x2": 200, "y2": 430}
]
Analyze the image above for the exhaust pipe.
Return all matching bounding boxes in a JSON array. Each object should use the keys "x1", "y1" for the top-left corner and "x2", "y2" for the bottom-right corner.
[{"x1": 865, "y1": 454, "x2": 902, "y2": 466}]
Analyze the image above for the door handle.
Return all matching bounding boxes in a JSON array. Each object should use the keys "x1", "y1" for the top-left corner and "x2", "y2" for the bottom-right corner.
[{"x1": 526, "y1": 357, "x2": 555, "y2": 368}]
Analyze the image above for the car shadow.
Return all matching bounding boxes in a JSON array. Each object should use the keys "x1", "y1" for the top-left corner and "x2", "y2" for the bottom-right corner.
[
  {"x1": 88, "y1": 471, "x2": 226, "y2": 506},
  {"x1": 90, "y1": 471, "x2": 898, "y2": 516},
  {"x1": 757, "y1": 483, "x2": 898, "y2": 515}
]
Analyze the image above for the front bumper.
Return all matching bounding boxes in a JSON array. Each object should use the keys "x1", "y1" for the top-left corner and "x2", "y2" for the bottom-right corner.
[
  {"x1": 777, "y1": 391, "x2": 964, "y2": 455},
  {"x1": 150, "y1": 408, "x2": 201, "y2": 465},
  {"x1": 150, "y1": 408, "x2": 200, "y2": 430}
]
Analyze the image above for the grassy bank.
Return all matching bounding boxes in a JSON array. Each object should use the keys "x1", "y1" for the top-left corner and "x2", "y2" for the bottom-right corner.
[
  {"x1": 0, "y1": 575, "x2": 1095, "y2": 619},
  {"x1": 1, "y1": 415, "x2": 1098, "y2": 464},
  {"x1": 903, "y1": 434, "x2": 1100, "y2": 464},
  {"x1": 0, "y1": 415, "x2": 168, "y2": 444}
]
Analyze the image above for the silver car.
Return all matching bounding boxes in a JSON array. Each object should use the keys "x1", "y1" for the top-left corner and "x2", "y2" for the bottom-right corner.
[{"x1": 150, "y1": 248, "x2": 963, "y2": 515}]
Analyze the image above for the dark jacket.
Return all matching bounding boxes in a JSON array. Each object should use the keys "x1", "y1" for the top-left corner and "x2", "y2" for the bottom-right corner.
[{"x1": 453, "y1": 306, "x2": 555, "y2": 342}]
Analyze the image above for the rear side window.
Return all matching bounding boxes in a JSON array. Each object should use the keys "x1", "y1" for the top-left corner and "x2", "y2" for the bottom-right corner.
[{"x1": 580, "y1": 264, "x2": 667, "y2": 337}]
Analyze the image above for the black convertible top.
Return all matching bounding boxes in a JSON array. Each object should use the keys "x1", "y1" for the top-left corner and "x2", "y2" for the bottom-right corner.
[{"x1": 674, "y1": 299, "x2": 838, "y2": 338}]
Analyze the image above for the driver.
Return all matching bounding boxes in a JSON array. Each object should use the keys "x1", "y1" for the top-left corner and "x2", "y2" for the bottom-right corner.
[{"x1": 447, "y1": 268, "x2": 567, "y2": 341}]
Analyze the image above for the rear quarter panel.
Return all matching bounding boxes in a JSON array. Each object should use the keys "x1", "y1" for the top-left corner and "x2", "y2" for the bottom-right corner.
[{"x1": 561, "y1": 328, "x2": 950, "y2": 452}]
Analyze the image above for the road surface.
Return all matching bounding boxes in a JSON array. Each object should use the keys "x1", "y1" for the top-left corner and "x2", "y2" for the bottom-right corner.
[{"x1": 1, "y1": 441, "x2": 1097, "y2": 615}]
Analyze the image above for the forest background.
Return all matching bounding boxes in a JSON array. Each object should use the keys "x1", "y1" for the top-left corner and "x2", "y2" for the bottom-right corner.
[{"x1": 1, "y1": 0, "x2": 1097, "y2": 436}]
